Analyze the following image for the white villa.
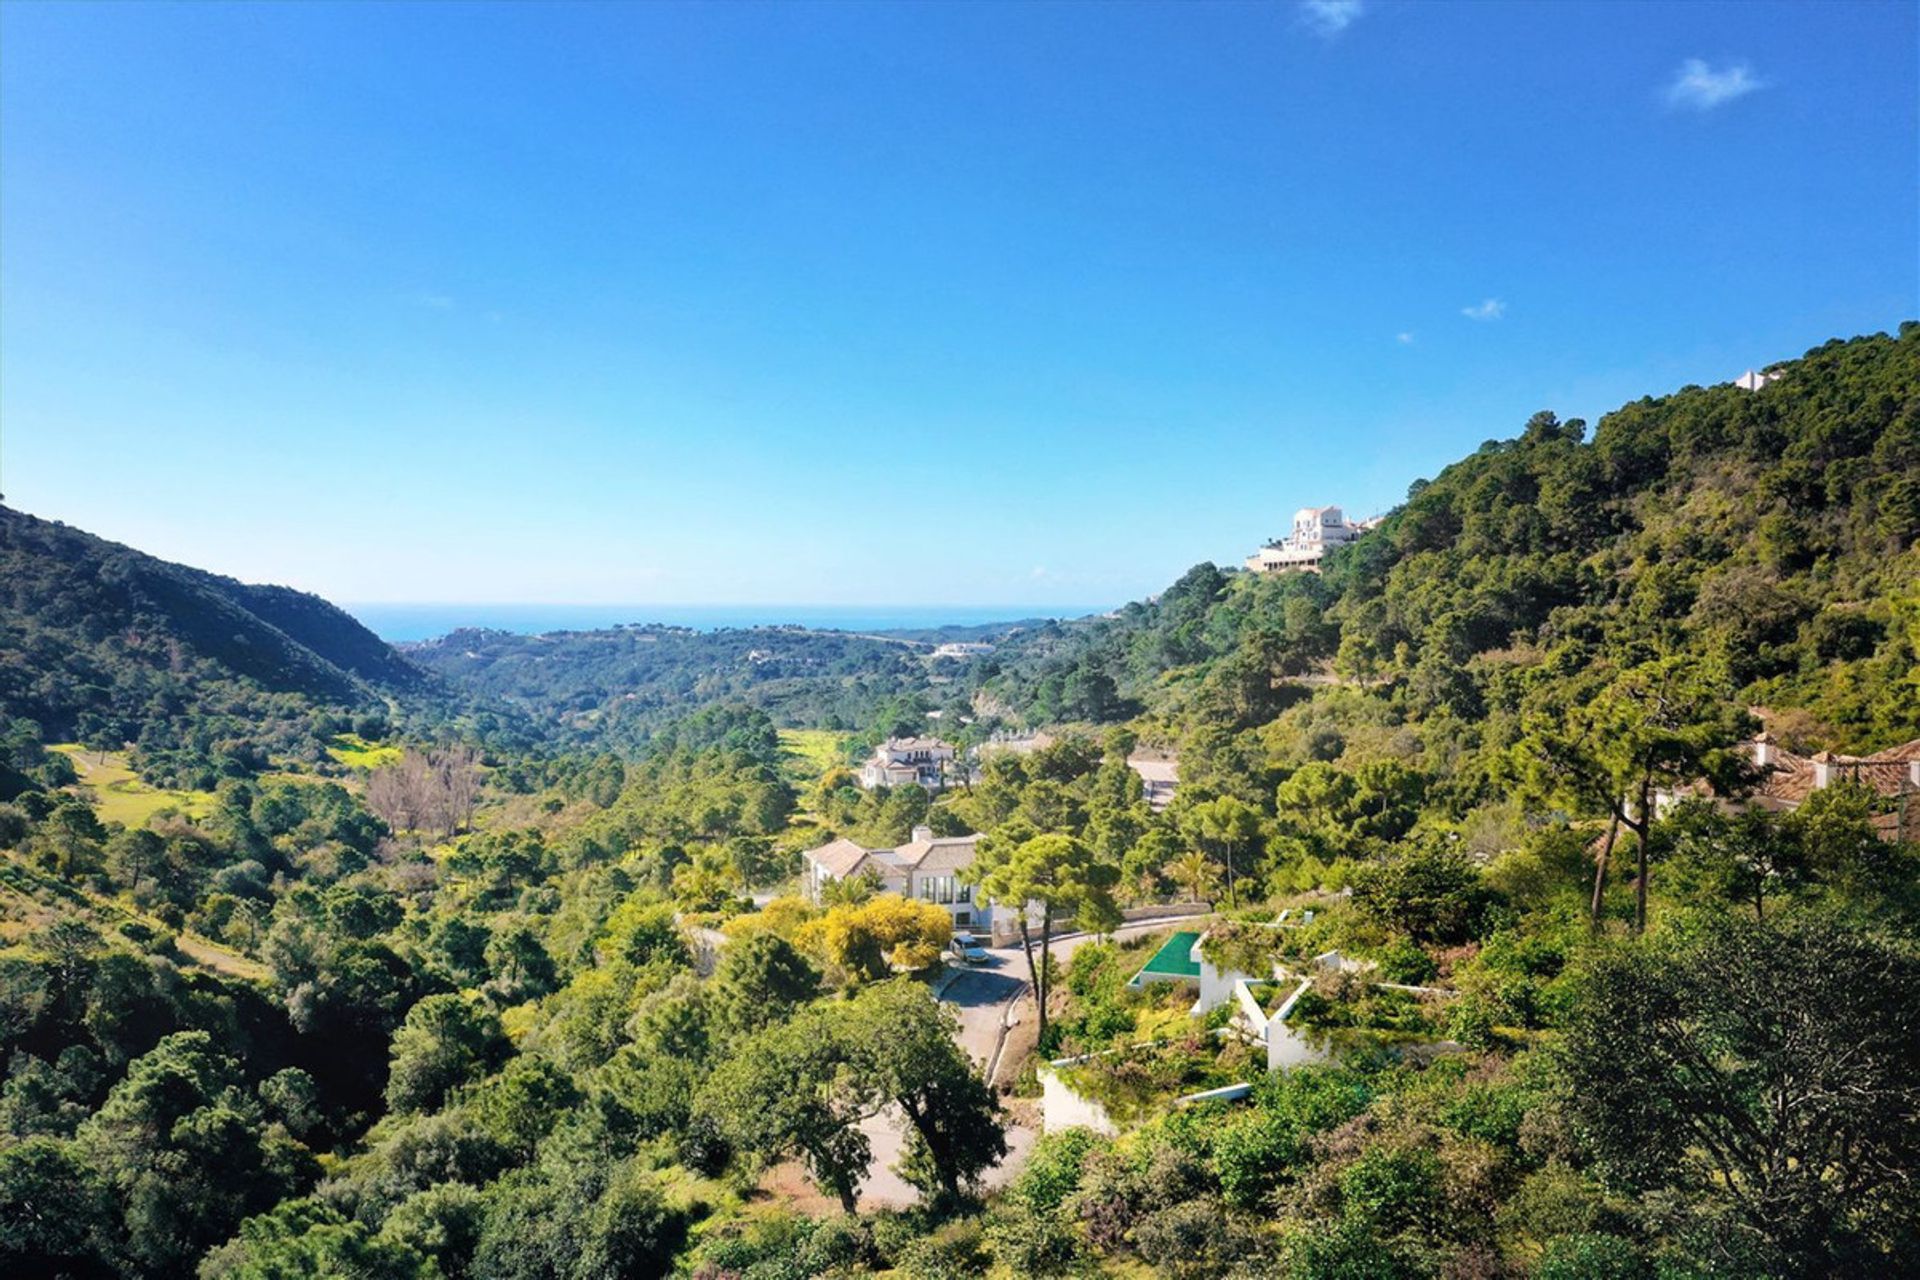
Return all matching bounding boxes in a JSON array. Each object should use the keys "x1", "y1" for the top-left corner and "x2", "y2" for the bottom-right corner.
[
  {"x1": 1245, "y1": 505, "x2": 1371, "y2": 575},
  {"x1": 859, "y1": 736, "x2": 956, "y2": 790},
  {"x1": 1128, "y1": 916, "x2": 1446, "y2": 1075},
  {"x1": 800, "y1": 824, "x2": 993, "y2": 932},
  {"x1": 1040, "y1": 914, "x2": 1460, "y2": 1132},
  {"x1": 1734, "y1": 368, "x2": 1784, "y2": 391}
]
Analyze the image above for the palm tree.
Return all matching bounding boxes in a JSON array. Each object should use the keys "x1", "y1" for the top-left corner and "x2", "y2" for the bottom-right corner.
[
  {"x1": 1166, "y1": 850, "x2": 1221, "y2": 905},
  {"x1": 1185, "y1": 796, "x2": 1262, "y2": 908}
]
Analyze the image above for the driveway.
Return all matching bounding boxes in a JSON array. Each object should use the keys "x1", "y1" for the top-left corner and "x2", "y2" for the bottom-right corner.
[{"x1": 852, "y1": 917, "x2": 1204, "y2": 1209}]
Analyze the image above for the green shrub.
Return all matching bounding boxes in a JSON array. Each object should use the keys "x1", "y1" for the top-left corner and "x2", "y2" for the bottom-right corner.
[
  {"x1": 1374, "y1": 936, "x2": 1437, "y2": 985},
  {"x1": 1445, "y1": 994, "x2": 1498, "y2": 1049},
  {"x1": 1210, "y1": 1107, "x2": 1302, "y2": 1208},
  {"x1": 1338, "y1": 1147, "x2": 1446, "y2": 1236},
  {"x1": 894, "y1": 1220, "x2": 991, "y2": 1279},
  {"x1": 1131, "y1": 1198, "x2": 1237, "y2": 1275},
  {"x1": 1496, "y1": 1164, "x2": 1615, "y2": 1243},
  {"x1": 1280, "y1": 1219, "x2": 1418, "y2": 1280},
  {"x1": 1007, "y1": 1128, "x2": 1106, "y2": 1215},
  {"x1": 1535, "y1": 1233, "x2": 1651, "y2": 1280},
  {"x1": 984, "y1": 1207, "x2": 1081, "y2": 1277}
]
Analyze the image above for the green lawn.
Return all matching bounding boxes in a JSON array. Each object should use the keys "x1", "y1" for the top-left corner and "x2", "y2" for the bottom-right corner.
[
  {"x1": 327, "y1": 733, "x2": 403, "y2": 770},
  {"x1": 778, "y1": 728, "x2": 853, "y2": 783},
  {"x1": 50, "y1": 745, "x2": 217, "y2": 827}
]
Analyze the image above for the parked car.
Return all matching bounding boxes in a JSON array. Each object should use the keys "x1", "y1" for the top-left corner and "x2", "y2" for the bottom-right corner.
[{"x1": 950, "y1": 932, "x2": 990, "y2": 965}]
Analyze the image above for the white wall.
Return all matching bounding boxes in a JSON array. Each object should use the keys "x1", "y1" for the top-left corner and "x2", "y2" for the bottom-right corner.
[
  {"x1": 1197, "y1": 956, "x2": 1248, "y2": 1015},
  {"x1": 1038, "y1": 1065, "x2": 1119, "y2": 1136},
  {"x1": 1264, "y1": 977, "x2": 1333, "y2": 1072}
]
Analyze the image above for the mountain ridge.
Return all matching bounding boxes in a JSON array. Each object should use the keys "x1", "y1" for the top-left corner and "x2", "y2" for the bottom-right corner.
[{"x1": 0, "y1": 504, "x2": 428, "y2": 782}]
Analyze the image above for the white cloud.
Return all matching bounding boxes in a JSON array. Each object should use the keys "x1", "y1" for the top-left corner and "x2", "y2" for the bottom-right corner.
[
  {"x1": 1299, "y1": 0, "x2": 1364, "y2": 37},
  {"x1": 408, "y1": 292, "x2": 455, "y2": 310},
  {"x1": 1461, "y1": 298, "x2": 1506, "y2": 321},
  {"x1": 1666, "y1": 58, "x2": 1764, "y2": 110},
  {"x1": 1396, "y1": 331, "x2": 1415, "y2": 345}
]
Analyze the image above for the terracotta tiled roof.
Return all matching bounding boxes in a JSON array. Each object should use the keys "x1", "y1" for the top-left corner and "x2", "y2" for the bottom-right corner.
[
  {"x1": 896, "y1": 835, "x2": 980, "y2": 872},
  {"x1": 879, "y1": 736, "x2": 953, "y2": 753},
  {"x1": 805, "y1": 838, "x2": 874, "y2": 879},
  {"x1": 807, "y1": 832, "x2": 980, "y2": 877},
  {"x1": 1752, "y1": 738, "x2": 1920, "y2": 805},
  {"x1": 1756, "y1": 768, "x2": 1817, "y2": 806}
]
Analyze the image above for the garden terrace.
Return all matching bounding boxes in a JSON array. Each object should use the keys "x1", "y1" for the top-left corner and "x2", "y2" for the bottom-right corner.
[{"x1": 1049, "y1": 1030, "x2": 1261, "y2": 1125}]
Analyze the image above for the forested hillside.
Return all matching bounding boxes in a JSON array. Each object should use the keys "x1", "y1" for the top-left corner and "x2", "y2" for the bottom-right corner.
[
  {"x1": 0, "y1": 509, "x2": 534, "y2": 789},
  {"x1": 404, "y1": 623, "x2": 1017, "y2": 754},
  {"x1": 1, "y1": 327, "x2": 1916, "y2": 1280},
  {"x1": 978, "y1": 326, "x2": 1920, "y2": 813}
]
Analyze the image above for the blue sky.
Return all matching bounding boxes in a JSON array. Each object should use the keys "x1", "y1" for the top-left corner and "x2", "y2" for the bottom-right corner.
[{"x1": 2, "y1": 0, "x2": 1914, "y2": 608}]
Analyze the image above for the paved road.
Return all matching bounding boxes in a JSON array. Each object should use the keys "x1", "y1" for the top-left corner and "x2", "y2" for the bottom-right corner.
[
  {"x1": 853, "y1": 918, "x2": 1203, "y2": 1209},
  {"x1": 947, "y1": 920, "x2": 1204, "y2": 1080}
]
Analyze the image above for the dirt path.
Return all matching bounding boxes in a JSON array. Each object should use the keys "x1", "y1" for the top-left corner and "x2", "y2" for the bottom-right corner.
[{"x1": 0, "y1": 851, "x2": 269, "y2": 981}]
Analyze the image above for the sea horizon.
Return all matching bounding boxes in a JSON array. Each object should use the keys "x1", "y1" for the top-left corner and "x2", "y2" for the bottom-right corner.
[{"x1": 345, "y1": 601, "x2": 1114, "y2": 644}]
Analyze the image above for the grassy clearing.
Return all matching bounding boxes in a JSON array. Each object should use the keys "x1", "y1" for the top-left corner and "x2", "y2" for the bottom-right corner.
[
  {"x1": 327, "y1": 733, "x2": 403, "y2": 770},
  {"x1": 0, "y1": 852, "x2": 269, "y2": 980},
  {"x1": 778, "y1": 728, "x2": 853, "y2": 783},
  {"x1": 50, "y1": 745, "x2": 217, "y2": 827}
]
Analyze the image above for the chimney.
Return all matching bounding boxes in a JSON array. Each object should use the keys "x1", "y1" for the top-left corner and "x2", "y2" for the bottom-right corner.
[
  {"x1": 1751, "y1": 732, "x2": 1775, "y2": 769},
  {"x1": 911, "y1": 825, "x2": 934, "y2": 844},
  {"x1": 1909, "y1": 760, "x2": 1920, "y2": 789},
  {"x1": 1811, "y1": 751, "x2": 1836, "y2": 789}
]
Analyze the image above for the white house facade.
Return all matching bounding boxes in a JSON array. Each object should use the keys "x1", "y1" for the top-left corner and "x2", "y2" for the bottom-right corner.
[
  {"x1": 800, "y1": 825, "x2": 993, "y2": 932},
  {"x1": 858, "y1": 737, "x2": 956, "y2": 790},
  {"x1": 1246, "y1": 505, "x2": 1368, "y2": 575}
]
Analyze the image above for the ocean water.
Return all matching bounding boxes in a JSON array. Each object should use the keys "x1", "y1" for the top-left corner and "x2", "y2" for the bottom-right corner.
[{"x1": 345, "y1": 602, "x2": 1109, "y2": 643}]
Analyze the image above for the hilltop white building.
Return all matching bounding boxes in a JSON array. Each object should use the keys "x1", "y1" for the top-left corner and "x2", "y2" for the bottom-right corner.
[
  {"x1": 1246, "y1": 505, "x2": 1369, "y2": 575},
  {"x1": 1734, "y1": 368, "x2": 1783, "y2": 391}
]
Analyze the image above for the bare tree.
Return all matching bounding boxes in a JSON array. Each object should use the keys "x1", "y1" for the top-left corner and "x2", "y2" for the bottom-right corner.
[
  {"x1": 431, "y1": 745, "x2": 482, "y2": 836},
  {"x1": 365, "y1": 759, "x2": 419, "y2": 832},
  {"x1": 366, "y1": 745, "x2": 482, "y2": 837}
]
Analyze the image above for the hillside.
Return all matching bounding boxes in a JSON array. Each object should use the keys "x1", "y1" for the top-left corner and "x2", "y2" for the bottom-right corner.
[
  {"x1": 976, "y1": 325, "x2": 1920, "y2": 809},
  {"x1": 405, "y1": 621, "x2": 1028, "y2": 753},
  {"x1": 0, "y1": 329, "x2": 1916, "y2": 1280},
  {"x1": 0, "y1": 506, "x2": 429, "y2": 785}
]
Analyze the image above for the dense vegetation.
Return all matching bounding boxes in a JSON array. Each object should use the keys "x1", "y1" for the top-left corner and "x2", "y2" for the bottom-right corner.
[
  {"x1": 0, "y1": 508, "x2": 514, "y2": 790},
  {"x1": 2, "y1": 326, "x2": 1917, "y2": 1278},
  {"x1": 977, "y1": 325, "x2": 1919, "y2": 785},
  {"x1": 403, "y1": 623, "x2": 1031, "y2": 756}
]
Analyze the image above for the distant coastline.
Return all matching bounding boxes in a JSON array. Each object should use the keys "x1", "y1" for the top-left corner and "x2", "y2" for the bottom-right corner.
[{"x1": 344, "y1": 602, "x2": 1110, "y2": 644}]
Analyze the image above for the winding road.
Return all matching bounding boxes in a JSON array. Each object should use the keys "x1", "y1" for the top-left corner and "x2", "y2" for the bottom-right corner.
[{"x1": 852, "y1": 918, "x2": 1203, "y2": 1209}]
